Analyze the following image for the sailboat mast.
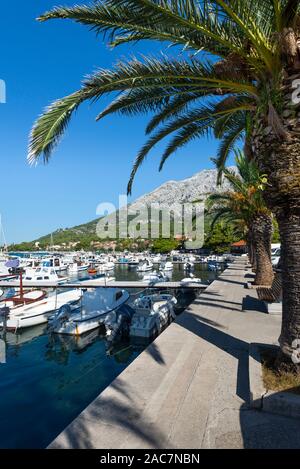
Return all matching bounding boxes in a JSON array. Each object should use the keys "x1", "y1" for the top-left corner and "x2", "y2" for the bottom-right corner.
[
  {"x1": 19, "y1": 271, "x2": 24, "y2": 301},
  {"x1": 0, "y1": 214, "x2": 7, "y2": 252}
]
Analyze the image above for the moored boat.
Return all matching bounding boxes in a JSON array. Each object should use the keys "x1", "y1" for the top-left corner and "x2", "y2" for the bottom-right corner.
[
  {"x1": 0, "y1": 289, "x2": 82, "y2": 330},
  {"x1": 48, "y1": 287, "x2": 130, "y2": 335},
  {"x1": 22, "y1": 267, "x2": 68, "y2": 285},
  {"x1": 160, "y1": 261, "x2": 173, "y2": 271},
  {"x1": 137, "y1": 259, "x2": 153, "y2": 272},
  {"x1": 142, "y1": 271, "x2": 169, "y2": 283},
  {"x1": 130, "y1": 293, "x2": 177, "y2": 339}
]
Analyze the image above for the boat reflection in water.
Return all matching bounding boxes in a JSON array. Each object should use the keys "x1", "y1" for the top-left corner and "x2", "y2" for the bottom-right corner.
[
  {"x1": 45, "y1": 326, "x2": 139, "y2": 366},
  {"x1": 2, "y1": 324, "x2": 46, "y2": 355},
  {"x1": 0, "y1": 320, "x2": 143, "y2": 449}
]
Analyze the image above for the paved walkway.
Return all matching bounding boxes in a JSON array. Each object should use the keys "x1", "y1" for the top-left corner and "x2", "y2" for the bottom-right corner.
[{"x1": 49, "y1": 259, "x2": 300, "y2": 449}]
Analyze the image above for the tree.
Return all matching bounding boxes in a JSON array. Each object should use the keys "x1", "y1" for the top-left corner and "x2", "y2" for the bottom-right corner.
[
  {"x1": 208, "y1": 152, "x2": 274, "y2": 285},
  {"x1": 29, "y1": 1, "x2": 300, "y2": 366},
  {"x1": 152, "y1": 238, "x2": 179, "y2": 254},
  {"x1": 204, "y1": 222, "x2": 236, "y2": 254}
]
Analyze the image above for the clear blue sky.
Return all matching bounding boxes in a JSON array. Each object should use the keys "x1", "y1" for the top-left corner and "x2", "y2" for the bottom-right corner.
[{"x1": 0, "y1": 1, "x2": 230, "y2": 244}]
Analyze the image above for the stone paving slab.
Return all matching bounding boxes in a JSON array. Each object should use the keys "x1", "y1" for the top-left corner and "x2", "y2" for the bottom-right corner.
[{"x1": 49, "y1": 259, "x2": 300, "y2": 449}]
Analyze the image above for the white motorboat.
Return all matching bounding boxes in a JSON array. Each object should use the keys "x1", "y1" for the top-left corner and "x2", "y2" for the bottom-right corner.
[
  {"x1": 22, "y1": 267, "x2": 68, "y2": 285},
  {"x1": 180, "y1": 274, "x2": 204, "y2": 286},
  {"x1": 68, "y1": 262, "x2": 89, "y2": 273},
  {"x1": 42, "y1": 257, "x2": 68, "y2": 272},
  {"x1": 127, "y1": 257, "x2": 139, "y2": 266},
  {"x1": 0, "y1": 289, "x2": 82, "y2": 330},
  {"x1": 137, "y1": 260, "x2": 153, "y2": 272},
  {"x1": 98, "y1": 261, "x2": 115, "y2": 272},
  {"x1": 152, "y1": 255, "x2": 162, "y2": 264},
  {"x1": 160, "y1": 261, "x2": 173, "y2": 271},
  {"x1": 142, "y1": 271, "x2": 169, "y2": 284},
  {"x1": 49, "y1": 287, "x2": 130, "y2": 336},
  {"x1": 130, "y1": 293, "x2": 177, "y2": 339}
]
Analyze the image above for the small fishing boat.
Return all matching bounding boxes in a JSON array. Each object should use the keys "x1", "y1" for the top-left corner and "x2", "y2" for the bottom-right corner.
[
  {"x1": 48, "y1": 287, "x2": 130, "y2": 336},
  {"x1": 130, "y1": 293, "x2": 177, "y2": 339},
  {"x1": 0, "y1": 289, "x2": 46, "y2": 308},
  {"x1": 0, "y1": 289, "x2": 82, "y2": 330},
  {"x1": 0, "y1": 273, "x2": 46, "y2": 308},
  {"x1": 22, "y1": 267, "x2": 68, "y2": 285},
  {"x1": 42, "y1": 257, "x2": 68, "y2": 272}
]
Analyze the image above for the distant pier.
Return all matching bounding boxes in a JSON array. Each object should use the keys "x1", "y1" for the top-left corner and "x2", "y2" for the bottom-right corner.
[{"x1": 0, "y1": 279, "x2": 208, "y2": 290}]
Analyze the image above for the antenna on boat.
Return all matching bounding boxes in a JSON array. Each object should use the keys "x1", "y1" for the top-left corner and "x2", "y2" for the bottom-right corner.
[
  {"x1": 19, "y1": 271, "x2": 24, "y2": 303},
  {"x1": 0, "y1": 214, "x2": 7, "y2": 253},
  {"x1": 79, "y1": 288, "x2": 84, "y2": 320}
]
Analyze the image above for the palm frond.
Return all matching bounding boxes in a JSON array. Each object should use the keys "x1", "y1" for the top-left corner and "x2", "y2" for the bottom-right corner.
[
  {"x1": 28, "y1": 91, "x2": 85, "y2": 164},
  {"x1": 38, "y1": 0, "x2": 251, "y2": 59}
]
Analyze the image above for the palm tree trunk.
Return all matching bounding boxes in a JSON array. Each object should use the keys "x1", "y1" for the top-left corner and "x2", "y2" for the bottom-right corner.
[
  {"x1": 247, "y1": 230, "x2": 256, "y2": 268},
  {"x1": 276, "y1": 210, "x2": 300, "y2": 363},
  {"x1": 252, "y1": 97, "x2": 300, "y2": 365},
  {"x1": 251, "y1": 214, "x2": 274, "y2": 286}
]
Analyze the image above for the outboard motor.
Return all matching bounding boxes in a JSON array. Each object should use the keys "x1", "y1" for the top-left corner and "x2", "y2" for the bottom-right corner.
[
  {"x1": 104, "y1": 304, "x2": 135, "y2": 342},
  {"x1": 0, "y1": 306, "x2": 10, "y2": 334},
  {"x1": 48, "y1": 304, "x2": 72, "y2": 333}
]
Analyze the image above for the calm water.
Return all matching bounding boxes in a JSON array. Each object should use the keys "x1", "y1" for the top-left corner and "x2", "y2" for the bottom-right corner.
[
  {"x1": 0, "y1": 328, "x2": 142, "y2": 448},
  {"x1": 113, "y1": 262, "x2": 219, "y2": 283},
  {"x1": 0, "y1": 263, "x2": 220, "y2": 448}
]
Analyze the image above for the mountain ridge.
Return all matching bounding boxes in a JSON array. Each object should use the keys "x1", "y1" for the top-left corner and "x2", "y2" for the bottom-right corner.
[{"x1": 10, "y1": 166, "x2": 236, "y2": 249}]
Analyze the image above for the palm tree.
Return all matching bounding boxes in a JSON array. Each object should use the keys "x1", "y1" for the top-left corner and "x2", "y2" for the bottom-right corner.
[
  {"x1": 208, "y1": 151, "x2": 274, "y2": 286},
  {"x1": 29, "y1": 1, "x2": 300, "y2": 365}
]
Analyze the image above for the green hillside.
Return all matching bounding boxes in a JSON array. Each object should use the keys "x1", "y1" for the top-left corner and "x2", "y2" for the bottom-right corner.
[{"x1": 9, "y1": 218, "x2": 101, "y2": 252}]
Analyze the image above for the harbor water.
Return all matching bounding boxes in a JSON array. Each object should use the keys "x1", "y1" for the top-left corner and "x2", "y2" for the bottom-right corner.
[{"x1": 0, "y1": 263, "x2": 220, "y2": 448}]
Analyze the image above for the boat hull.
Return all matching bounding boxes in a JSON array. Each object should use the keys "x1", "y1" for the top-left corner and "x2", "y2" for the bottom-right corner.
[{"x1": 0, "y1": 290, "x2": 81, "y2": 330}]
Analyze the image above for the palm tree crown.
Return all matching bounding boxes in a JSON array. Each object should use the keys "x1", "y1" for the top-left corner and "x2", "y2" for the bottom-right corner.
[
  {"x1": 207, "y1": 150, "x2": 270, "y2": 231},
  {"x1": 29, "y1": 0, "x2": 300, "y2": 193}
]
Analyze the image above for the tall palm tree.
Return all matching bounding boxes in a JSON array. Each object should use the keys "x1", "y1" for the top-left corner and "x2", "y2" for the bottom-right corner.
[
  {"x1": 208, "y1": 151, "x2": 274, "y2": 286},
  {"x1": 29, "y1": 1, "x2": 300, "y2": 365}
]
